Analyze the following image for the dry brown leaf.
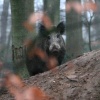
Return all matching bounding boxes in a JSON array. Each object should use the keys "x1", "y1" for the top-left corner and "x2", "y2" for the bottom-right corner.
[
  {"x1": 23, "y1": 21, "x2": 34, "y2": 32},
  {"x1": 23, "y1": 86, "x2": 48, "y2": 100},
  {"x1": 5, "y1": 74, "x2": 48, "y2": 100}
]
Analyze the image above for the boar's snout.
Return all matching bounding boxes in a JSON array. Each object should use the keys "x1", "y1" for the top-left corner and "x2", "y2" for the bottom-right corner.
[{"x1": 49, "y1": 43, "x2": 61, "y2": 53}]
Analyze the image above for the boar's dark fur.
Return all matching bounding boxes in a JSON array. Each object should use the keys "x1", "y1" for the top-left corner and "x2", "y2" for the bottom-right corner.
[{"x1": 26, "y1": 22, "x2": 66, "y2": 76}]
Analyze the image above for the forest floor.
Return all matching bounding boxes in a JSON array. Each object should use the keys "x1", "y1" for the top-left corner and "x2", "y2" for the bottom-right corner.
[{"x1": 0, "y1": 50, "x2": 100, "y2": 100}]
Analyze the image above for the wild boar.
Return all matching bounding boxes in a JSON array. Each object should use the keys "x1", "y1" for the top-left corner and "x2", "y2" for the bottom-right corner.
[{"x1": 26, "y1": 22, "x2": 66, "y2": 76}]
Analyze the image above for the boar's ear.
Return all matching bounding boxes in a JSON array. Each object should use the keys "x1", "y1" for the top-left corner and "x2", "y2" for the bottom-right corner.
[
  {"x1": 38, "y1": 23, "x2": 47, "y2": 36},
  {"x1": 57, "y1": 21, "x2": 65, "y2": 34}
]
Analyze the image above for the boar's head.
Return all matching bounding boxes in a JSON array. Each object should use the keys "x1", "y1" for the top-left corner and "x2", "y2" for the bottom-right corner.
[{"x1": 39, "y1": 22, "x2": 65, "y2": 56}]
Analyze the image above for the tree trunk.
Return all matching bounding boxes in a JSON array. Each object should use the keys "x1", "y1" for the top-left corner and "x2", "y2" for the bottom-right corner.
[
  {"x1": 43, "y1": 0, "x2": 60, "y2": 25},
  {"x1": 66, "y1": 0, "x2": 83, "y2": 60},
  {"x1": 10, "y1": 0, "x2": 34, "y2": 46},
  {"x1": 92, "y1": 0, "x2": 100, "y2": 50},
  {"x1": 0, "y1": 0, "x2": 9, "y2": 44},
  {"x1": 10, "y1": 0, "x2": 34, "y2": 78},
  {"x1": 1, "y1": 49, "x2": 100, "y2": 100}
]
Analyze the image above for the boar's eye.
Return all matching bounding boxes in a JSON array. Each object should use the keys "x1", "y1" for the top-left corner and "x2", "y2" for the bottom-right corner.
[
  {"x1": 57, "y1": 34, "x2": 60, "y2": 38},
  {"x1": 47, "y1": 35, "x2": 50, "y2": 39}
]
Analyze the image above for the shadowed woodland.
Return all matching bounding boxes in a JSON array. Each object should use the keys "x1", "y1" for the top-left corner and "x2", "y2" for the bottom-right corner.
[{"x1": 0, "y1": 0, "x2": 100, "y2": 100}]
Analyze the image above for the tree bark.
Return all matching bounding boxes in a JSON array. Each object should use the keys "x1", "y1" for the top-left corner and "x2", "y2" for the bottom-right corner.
[
  {"x1": 10, "y1": 0, "x2": 34, "y2": 78},
  {"x1": 43, "y1": 0, "x2": 60, "y2": 25},
  {"x1": 0, "y1": 0, "x2": 10, "y2": 61},
  {"x1": 66, "y1": 0, "x2": 83, "y2": 60},
  {"x1": 0, "y1": 50, "x2": 100, "y2": 100},
  {"x1": 0, "y1": 0, "x2": 10, "y2": 44}
]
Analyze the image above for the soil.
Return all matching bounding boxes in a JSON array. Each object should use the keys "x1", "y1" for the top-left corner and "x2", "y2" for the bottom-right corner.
[{"x1": 0, "y1": 50, "x2": 100, "y2": 100}]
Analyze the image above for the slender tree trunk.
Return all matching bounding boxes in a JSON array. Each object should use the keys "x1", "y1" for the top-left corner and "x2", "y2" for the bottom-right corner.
[
  {"x1": 88, "y1": 22, "x2": 92, "y2": 51},
  {"x1": 0, "y1": 0, "x2": 10, "y2": 60},
  {"x1": 0, "y1": 0, "x2": 12, "y2": 62},
  {"x1": 0, "y1": 0, "x2": 10, "y2": 44}
]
